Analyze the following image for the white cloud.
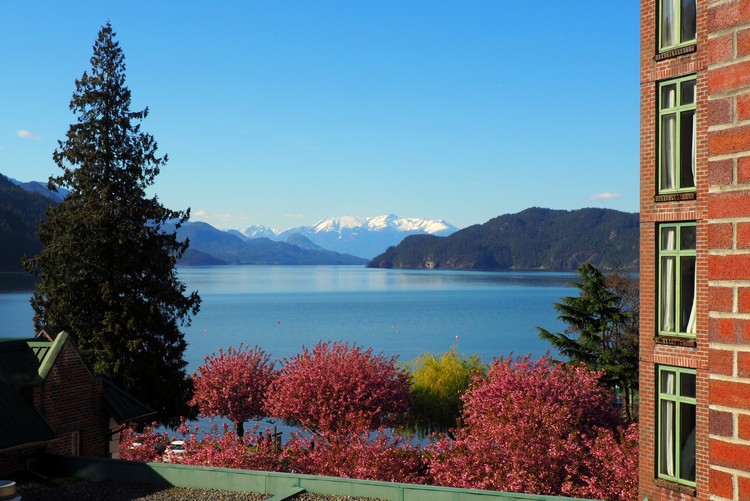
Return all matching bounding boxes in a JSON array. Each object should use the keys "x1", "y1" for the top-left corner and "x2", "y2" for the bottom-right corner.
[
  {"x1": 284, "y1": 213, "x2": 306, "y2": 219},
  {"x1": 17, "y1": 130, "x2": 40, "y2": 140},
  {"x1": 590, "y1": 192, "x2": 623, "y2": 201}
]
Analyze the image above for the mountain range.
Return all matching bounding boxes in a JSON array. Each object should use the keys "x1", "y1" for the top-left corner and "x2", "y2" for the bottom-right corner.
[
  {"x1": 175, "y1": 222, "x2": 367, "y2": 265},
  {"x1": 1, "y1": 173, "x2": 640, "y2": 272},
  {"x1": 0, "y1": 175, "x2": 52, "y2": 272},
  {"x1": 238, "y1": 214, "x2": 458, "y2": 259},
  {"x1": 367, "y1": 207, "x2": 640, "y2": 271},
  {"x1": 0, "y1": 174, "x2": 452, "y2": 269}
]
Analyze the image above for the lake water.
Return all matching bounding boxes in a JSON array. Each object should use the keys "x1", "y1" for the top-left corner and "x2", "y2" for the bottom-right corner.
[{"x1": 0, "y1": 265, "x2": 576, "y2": 369}]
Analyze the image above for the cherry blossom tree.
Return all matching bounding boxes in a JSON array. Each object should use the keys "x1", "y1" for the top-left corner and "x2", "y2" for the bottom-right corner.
[
  {"x1": 265, "y1": 341, "x2": 412, "y2": 434},
  {"x1": 119, "y1": 423, "x2": 169, "y2": 462},
  {"x1": 190, "y1": 344, "x2": 276, "y2": 436},
  {"x1": 178, "y1": 422, "x2": 283, "y2": 471},
  {"x1": 574, "y1": 422, "x2": 639, "y2": 501},
  {"x1": 427, "y1": 355, "x2": 637, "y2": 501},
  {"x1": 281, "y1": 429, "x2": 428, "y2": 483}
]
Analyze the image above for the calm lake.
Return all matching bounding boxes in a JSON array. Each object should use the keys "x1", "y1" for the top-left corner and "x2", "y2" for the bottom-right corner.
[{"x1": 0, "y1": 265, "x2": 576, "y2": 369}]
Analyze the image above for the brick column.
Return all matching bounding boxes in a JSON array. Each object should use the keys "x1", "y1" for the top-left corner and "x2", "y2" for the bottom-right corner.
[{"x1": 707, "y1": 1, "x2": 750, "y2": 499}]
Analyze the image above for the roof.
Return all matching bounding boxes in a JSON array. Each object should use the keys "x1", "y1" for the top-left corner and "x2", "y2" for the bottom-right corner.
[
  {"x1": 102, "y1": 379, "x2": 156, "y2": 423},
  {"x1": 0, "y1": 339, "x2": 55, "y2": 451},
  {"x1": 0, "y1": 330, "x2": 156, "y2": 452},
  {"x1": 30, "y1": 330, "x2": 69, "y2": 379}
]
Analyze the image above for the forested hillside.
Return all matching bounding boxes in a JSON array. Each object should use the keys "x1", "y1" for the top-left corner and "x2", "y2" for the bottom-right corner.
[
  {"x1": 0, "y1": 174, "x2": 52, "y2": 271},
  {"x1": 367, "y1": 208, "x2": 639, "y2": 271}
]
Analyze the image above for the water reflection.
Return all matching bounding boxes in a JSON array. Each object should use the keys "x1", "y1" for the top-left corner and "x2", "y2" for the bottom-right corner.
[
  {"x1": 178, "y1": 265, "x2": 576, "y2": 295},
  {"x1": 0, "y1": 272, "x2": 36, "y2": 293}
]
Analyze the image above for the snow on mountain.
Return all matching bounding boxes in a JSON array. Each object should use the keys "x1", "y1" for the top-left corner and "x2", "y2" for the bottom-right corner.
[
  {"x1": 367, "y1": 214, "x2": 454, "y2": 234},
  {"x1": 311, "y1": 215, "x2": 367, "y2": 233},
  {"x1": 309, "y1": 214, "x2": 454, "y2": 236},
  {"x1": 242, "y1": 224, "x2": 282, "y2": 239},
  {"x1": 242, "y1": 214, "x2": 458, "y2": 260}
]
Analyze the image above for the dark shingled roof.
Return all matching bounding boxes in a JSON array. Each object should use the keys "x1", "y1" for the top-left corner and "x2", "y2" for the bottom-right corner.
[{"x1": 0, "y1": 339, "x2": 55, "y2": 451}]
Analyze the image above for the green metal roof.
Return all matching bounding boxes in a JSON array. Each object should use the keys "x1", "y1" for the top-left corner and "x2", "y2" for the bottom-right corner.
[{"x1": 102, "y1": 379, "x2": 156, "y2": 423}]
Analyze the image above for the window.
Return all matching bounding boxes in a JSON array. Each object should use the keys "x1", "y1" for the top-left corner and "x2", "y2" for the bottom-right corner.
[
  {"x1": 659, "y1": 222, "x2": 696, "y2": 336},
  {"x1": 658, "y1": 366, "x2": 696, "y2": 486},
  {"x1": 71, "y1": 431, "x2": 81, "y2": 455},
  {"x1": 659, "y1": 76, "x2": 695, "y2": 193},
  {"x1": 658, "y1": 76, "x2": 696, "y2": 194},
  {"x1": 659, "y1": 0, "x2": 696, "y2": 51}
]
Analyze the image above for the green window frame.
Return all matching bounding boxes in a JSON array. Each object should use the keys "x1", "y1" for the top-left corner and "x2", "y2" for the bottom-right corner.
[
  {"x1": 657, "y1": 365, "x2": 696, "y2": 486},
  {"x1": 658, "y1": 222, "x2": 696, "y2": 337},
  {"x1": 658, "y1": 75, "x2": 696, "y2": 194},
  {"x1": 659, "y1": 0, "x2": 696, "y2": 51}
]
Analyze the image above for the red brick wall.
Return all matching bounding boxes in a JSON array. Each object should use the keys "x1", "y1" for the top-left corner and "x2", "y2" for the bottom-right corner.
[
  {"x1": 705, "y1": 0, "x2": 750, "y2": 498},
  {"x1": 33, "y1": 342, "x2": 108, "y2": 458},
  {"x1": 639, "y1": 0, "x2": 710, "y2": 499},
  {"x1": 641, "y1": 0, "x2": 750, "y2": 498}
]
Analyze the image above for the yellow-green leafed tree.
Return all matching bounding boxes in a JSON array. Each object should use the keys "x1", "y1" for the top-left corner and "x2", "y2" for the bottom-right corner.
[{"x1": 405, "y1": 346, "x2": 486, "y2": 436}]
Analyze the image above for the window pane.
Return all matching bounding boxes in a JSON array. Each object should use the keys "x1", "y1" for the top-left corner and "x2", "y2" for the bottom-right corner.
[
  {"x1": 680, "y1": 110, "x2": 696, "y2": 189},
  {"x1": 661, "y1": 115, "x2": 677, "y2": 190},
  {"x1": 660, "y1": 400, "x2": 676, "y2": 476},
  {"x1": 680, "y1": 372, "x2": 696, "y2": 398},
  {"x1": 661, "y1": 0, "x2": 676, "y2": 48},
  {"x1": 661, "y1": 256, "x2": 676, "y2": 332},
  {"x1": 681, "y1": 80, "x2": 696, "y2": 105},
  {"x1": 679, "y1": 402, "x2": 696, "y2": 482},
  {"x1": 662, "y1": 227, "x2": 677, "y2": 251},
  {"x1": 680, "y1": 256, "x2": 696, "y2": 333},
  {"x1": 681, "y1": 0, "x2": 697, "y2": 43},
  {"x1": 661, "y1": 370, "x2": 677, "y2": 394},
  {"x1": 681, "y1": 225, "x2": 696, "y2": 250},
  {"x1": 661, "y1": 84, "x2": 677, "y2": 109}
]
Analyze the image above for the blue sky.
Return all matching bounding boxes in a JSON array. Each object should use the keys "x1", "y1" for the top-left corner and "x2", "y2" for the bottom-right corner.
[{"x1": 1, "y1": 2, "x2": 639, "y2": 231}]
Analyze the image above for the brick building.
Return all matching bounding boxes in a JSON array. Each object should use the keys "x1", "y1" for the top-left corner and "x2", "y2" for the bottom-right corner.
[
  {"x1": 640, "y1": 0, "x2": 750, "y2": 499},
  {"x1": 0, "y1": 331, "x2": 154, "y2": 476}
]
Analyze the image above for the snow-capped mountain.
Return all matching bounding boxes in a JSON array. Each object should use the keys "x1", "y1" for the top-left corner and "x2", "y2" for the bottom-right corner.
[
  {"x1": 243, "y1": 214, "x2": 458, "y2": 259},
  {"x1": 309, "y1": 214, "x2": 454, "y2": 235},
  {"x1": 242, "y1": 224, "x2": 281, "y2": 239}
]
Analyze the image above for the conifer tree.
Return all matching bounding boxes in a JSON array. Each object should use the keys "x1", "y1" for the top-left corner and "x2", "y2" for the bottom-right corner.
[
  {"x1": 24, "y1": 23, "x2": 200, "y2": 425},
  {"x1": 537, "y1": 263, "x2": 639, "y2": 420}
]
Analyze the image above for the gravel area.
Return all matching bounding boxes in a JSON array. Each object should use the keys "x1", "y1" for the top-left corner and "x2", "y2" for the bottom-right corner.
[
  {"x1": 17, "y1": 478, "x2": 268, "y2": 501},
  {"x1": 294, "y1": 495, "x2": 380, "y2": 501},
  {"x1": 16, "y1": 478, "x2": 381, "y2": 501}
]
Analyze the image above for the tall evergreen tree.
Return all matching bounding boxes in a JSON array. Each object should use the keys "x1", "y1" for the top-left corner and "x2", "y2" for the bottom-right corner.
[
  {"x1": 537, "y1": 263, "x2": 639, "y2": 421},
  {"x1": 24, "y1": 23, "x2": 200, "y2": 425}
]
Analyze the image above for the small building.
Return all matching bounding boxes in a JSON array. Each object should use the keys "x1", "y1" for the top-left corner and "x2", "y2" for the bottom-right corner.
[{"x1": 0, "y1": 330, "x2": 154, "y2": 476}]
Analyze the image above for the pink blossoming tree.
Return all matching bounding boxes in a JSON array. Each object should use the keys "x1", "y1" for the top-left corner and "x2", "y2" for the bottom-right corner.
[
  {"x1": 190, "y1": 344, "x2": 276, "y2": 436},
  {"x1": 177, "y1": 422, "x2": 283, "y2": 471},
  {"x1": 119, "y1": 423, "x2": 169, "y2": 462},
  {"x1": 265, "y1": 341, "x2": 412, "y2": 434},
  {"x1": 281, "y1": 429, "x2": 428, "y2": 483},
  {"x1": 427, "y1": 355, "x2": 637, "y2": 501}
]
